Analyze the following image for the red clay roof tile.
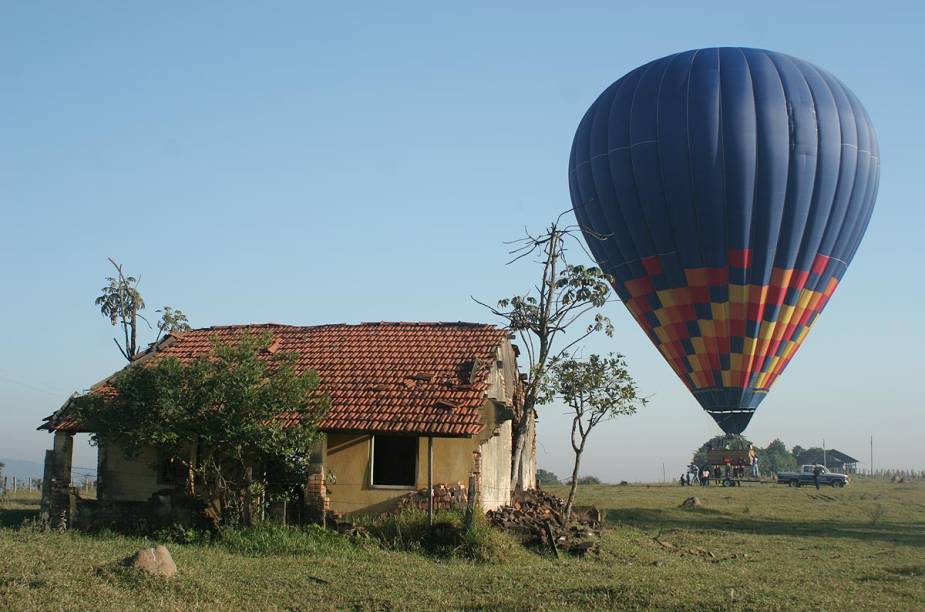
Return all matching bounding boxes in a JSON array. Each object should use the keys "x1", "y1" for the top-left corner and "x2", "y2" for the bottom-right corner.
[{"x1": 41, "y1": 322, "x2": 506, "y2": 437}]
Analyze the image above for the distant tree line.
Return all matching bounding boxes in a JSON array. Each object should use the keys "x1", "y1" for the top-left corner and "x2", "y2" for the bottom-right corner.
[{"x1": 535, "y1": 470, "x2": 603, "y2": 487}]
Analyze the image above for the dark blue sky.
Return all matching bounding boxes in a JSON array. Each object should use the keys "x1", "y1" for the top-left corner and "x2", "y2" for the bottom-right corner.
[{"x1": 2, "y1": 2, "x2": 922, "y2": 480}]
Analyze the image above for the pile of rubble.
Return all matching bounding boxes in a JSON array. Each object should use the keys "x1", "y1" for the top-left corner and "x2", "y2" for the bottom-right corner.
[
  {"x1": 486, "y1": 489, "x2": 602, "y2": 557},
  {"x1": 397, "y1": 483, "x2": 468, "y2": 512}
]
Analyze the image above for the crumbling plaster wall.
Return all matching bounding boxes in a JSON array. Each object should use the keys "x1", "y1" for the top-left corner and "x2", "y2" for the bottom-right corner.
[{"x1": 476, "y1": 417, "x2": 511, "y2": 510}]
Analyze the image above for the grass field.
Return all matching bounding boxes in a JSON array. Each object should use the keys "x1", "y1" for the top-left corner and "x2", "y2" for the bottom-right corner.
[{"x1": 1, "y1": 479, "x2": 923, "y2": 610}]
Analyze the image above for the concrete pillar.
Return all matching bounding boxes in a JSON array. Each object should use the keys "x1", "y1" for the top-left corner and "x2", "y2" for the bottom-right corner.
[
  {"x1": 95, "y1": 442, "x2": 108, "y2": 500},
  {"x1": 40, "y1": 432, "x2": 74, "y2": 527}
]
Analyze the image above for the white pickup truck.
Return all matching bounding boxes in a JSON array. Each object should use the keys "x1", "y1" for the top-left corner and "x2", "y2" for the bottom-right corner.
[{"x1": 777, "y1": 465, "x2": 849, "y2": 488}]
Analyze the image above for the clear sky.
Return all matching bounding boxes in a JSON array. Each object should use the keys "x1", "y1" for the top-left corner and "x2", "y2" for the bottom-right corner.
[{"x1": 2, "y1": 2, "x2": 923, "y2": 482}]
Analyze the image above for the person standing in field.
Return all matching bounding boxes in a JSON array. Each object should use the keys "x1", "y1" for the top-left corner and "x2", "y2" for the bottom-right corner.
[
  {"x1": 752, "y1": 454, "x2": 760, "y2": 478},
  {"x1": 813, "y1": 464, "x2": 823, "y2": 489}
]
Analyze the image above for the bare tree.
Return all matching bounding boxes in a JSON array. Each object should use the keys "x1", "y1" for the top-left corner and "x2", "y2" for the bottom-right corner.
[
  {"x1": 474, "y1": 218, "x2": 614, "y2": 490},
  {"x1": 95, "y1": 258, "x2": 190, "y2": 361},
  {"x1": 545, "y1": 353, "x2": 645, "y2": 522}
]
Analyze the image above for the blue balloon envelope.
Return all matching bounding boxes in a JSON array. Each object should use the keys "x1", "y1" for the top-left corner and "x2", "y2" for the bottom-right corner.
[{"x1": 569, "y1": 48, "x2": 879, "y2": 434}]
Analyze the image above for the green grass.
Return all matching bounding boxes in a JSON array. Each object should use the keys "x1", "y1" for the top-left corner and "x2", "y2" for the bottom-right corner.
[{"x1": 1, "y1": 479, "x2": 923, "y2": 610}]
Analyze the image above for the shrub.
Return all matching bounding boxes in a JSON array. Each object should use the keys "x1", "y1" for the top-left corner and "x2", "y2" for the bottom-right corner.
[
  {"x1": 152, "y1": 523, "x2": 213, "y2": 546},
  {"x1": 354, "y1": 509, "x2": 514, "y2": 563}
]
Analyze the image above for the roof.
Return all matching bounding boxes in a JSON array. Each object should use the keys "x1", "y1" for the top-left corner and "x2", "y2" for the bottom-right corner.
[
  {"x1": 41, "y1": 322, "x2": 509, "y2": 437},
  {"x1": 795, "y1": 448, "x2": 860, "y2": 465}
]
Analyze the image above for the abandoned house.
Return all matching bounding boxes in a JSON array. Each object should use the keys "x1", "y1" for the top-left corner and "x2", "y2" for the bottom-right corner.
[{"x1": 39, "y1": 322, "x2": 536, "y2": 525}]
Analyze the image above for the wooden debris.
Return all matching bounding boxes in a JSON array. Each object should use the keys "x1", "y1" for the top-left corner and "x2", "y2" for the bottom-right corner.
[
  {"x1": 544, "y1": 521, "x2": 560, "y2": 559},
  {"x1": 486, "y1": 489, "x2": 602, "y2": 557},
  {"x1": 398, "y1": 483, "x2": 468, "y2": 512}
]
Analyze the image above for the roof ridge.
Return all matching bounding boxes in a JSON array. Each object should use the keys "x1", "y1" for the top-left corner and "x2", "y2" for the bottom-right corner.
[
  {"x1": 189, "y1": 323, "x2": 298, "y2": 332},
  {"x1": 184, "y1": 321, "x2": 502, "y2": 333}
]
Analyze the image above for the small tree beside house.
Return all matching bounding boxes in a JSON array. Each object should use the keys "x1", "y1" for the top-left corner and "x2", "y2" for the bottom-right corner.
[
  {"x1": 476, "y1": 219, "x2": 614, "y2": 490},
  {"x1": 544, "y1": 353, "x2": 645, "y2": 522},
  {"x1": 72, "y1": 332, "x2": 329, "y2": 526}
]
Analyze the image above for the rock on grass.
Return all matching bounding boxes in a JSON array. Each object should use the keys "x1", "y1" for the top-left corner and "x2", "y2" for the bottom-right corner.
[{"x1": 124, "y1": 545, "x2": 177, "y2": 578}]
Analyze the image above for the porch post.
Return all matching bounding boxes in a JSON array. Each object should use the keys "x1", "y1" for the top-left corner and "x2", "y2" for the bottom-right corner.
[
  {"x1": 427, "y1": 436, "x2": 434, "y2": 527},
  {"x1": 305, "y1": 435, "x2": 328, "y2": 526},
  {"x1": 41, "y1": 431, "x2": 74, "y2": 527}
]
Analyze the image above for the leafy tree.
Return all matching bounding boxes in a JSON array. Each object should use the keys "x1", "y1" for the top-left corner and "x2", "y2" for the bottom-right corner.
[
  {"x1": 475, "y1": 219, "x2": 613, "y2": 490},
  {"x1": 73, "y1": 332, "x2": 329, "y2": 526},
  {"x1": 757, "y1": 439, "x2": 798, "y2": 475},
  {"x1": 95, "y1": 258, "x2": 190, "y2": 361},
  {"x1": 535, "y1": 469, "x2": 561, "y2": 486},
  {"x1": 544, "y1": 353, "x2": 644, "y2": 521},
  {"x1": 154, "y1": 306, "x2": 192, "y2": 344}
]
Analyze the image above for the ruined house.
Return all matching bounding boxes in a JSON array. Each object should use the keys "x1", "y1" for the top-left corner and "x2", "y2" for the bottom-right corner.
[{"x1": 39, "y1": 322, "x2": 536, "y2": 524}]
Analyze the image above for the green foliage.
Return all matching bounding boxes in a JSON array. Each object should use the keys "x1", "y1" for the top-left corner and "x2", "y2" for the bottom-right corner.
[
  {"x1": 216, "y1": 523, "x2": 355, "y2": 557},
  {"x1": 494, "y1": 264, "x2": 613, "y2": 342},
  {"x1": 545, "y1": 353, "x2": 645, "y2": 517},
  {"x1": 758, "y1": 439, "x2": 798, "y2": 475},
  {"x1": 73, "y1": 332, "x2": 329, "y2": 525},
  {"x1": 475, "y1": 221, "x2": 616, "y2": 487},
  {"x1": 355, "y1": 509, "x2": 513, "y2": 562},
  {"x1": 536, "y1": 469, "x2": 561, "y2": 485},
  {"x1": 154, "y1": 306, "x2": 191, "y2": 343},
  {"x1": 96, "y1": 272, "x2": 144, "y2": 327},
  {"x1": 94, "y1": 258, "x2": 190, "y2": 361},
  {"x1": 95, "y1": 259, "x2": 146, "y2": 361},
  {"x1": 542, "y1": 354, "x2": 644, "y2": 419},
  {"x1": 152, "y1": 523, "x2": 213, "y2": 546}
]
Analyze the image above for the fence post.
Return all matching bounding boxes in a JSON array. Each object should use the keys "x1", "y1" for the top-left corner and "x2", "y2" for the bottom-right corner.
[{"x1": 11, "y1": 477, "x2": 16, "y2": 493}]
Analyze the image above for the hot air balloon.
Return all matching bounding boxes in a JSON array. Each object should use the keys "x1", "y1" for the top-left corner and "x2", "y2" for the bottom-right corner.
[{"x1": 569, "y1": 48, "x2": 879, "y2": 434}]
